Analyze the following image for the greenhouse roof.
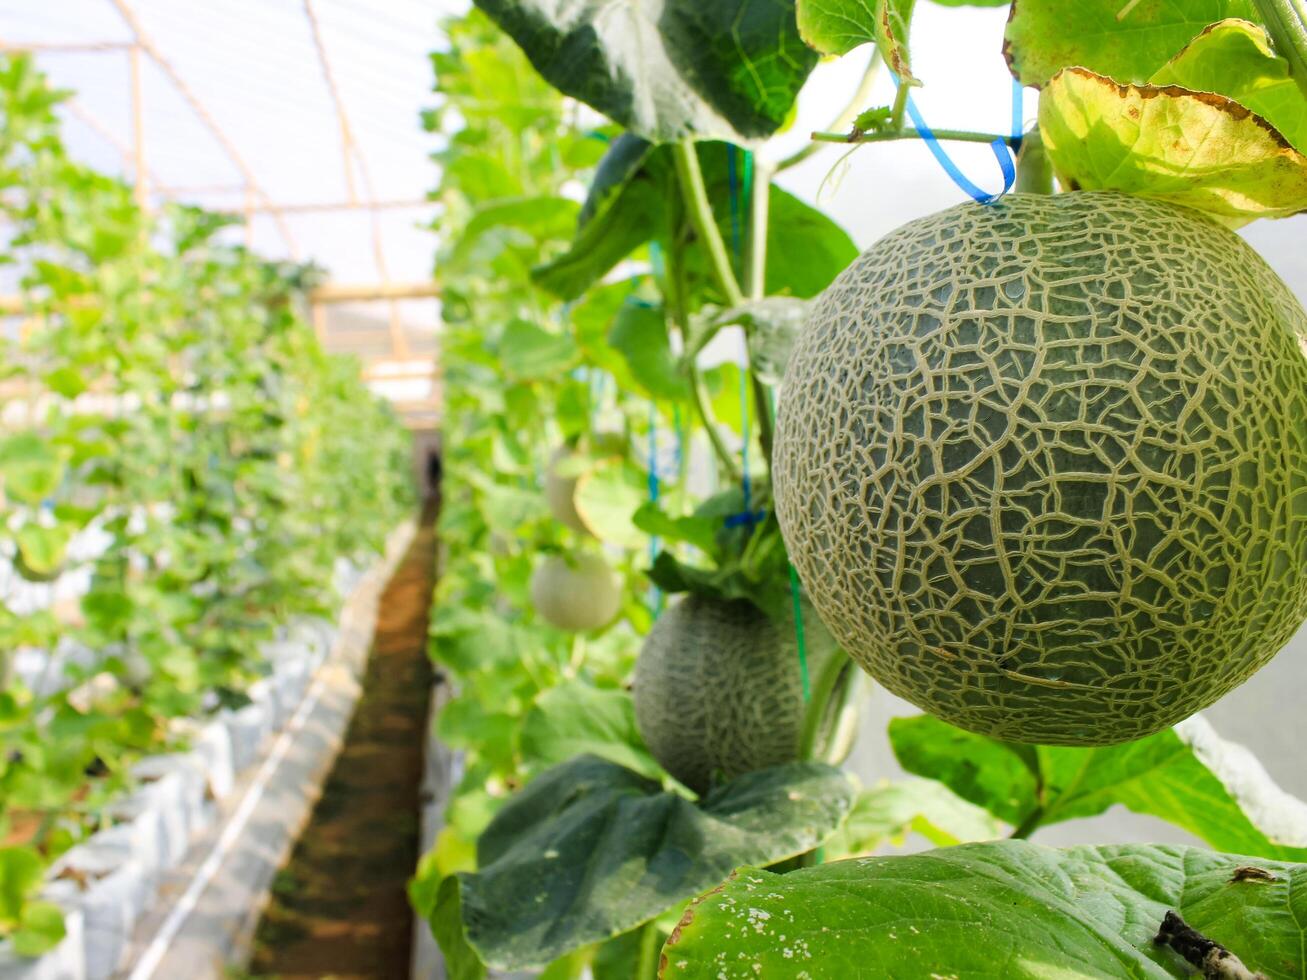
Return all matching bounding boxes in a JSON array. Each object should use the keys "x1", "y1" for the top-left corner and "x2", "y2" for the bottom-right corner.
[
  {"x1": 1, "y1": 0, "x2": 1303, "y2": 429},
  {"x1": 0, "y1": 0, "x2": 470, "y2": 427}
]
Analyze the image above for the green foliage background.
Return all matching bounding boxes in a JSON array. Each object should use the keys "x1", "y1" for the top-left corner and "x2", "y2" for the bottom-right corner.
[{"x1": 0, "y1": 54, "x2": 412, "y2": 953}]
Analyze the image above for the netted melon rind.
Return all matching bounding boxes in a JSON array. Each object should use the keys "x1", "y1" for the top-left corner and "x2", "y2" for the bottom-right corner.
[
  {"x1": 633, "y1": 595, "x2": 825, "y2": 793},
  {"x1": 774, "y1": 191, "x2": 1307, "y2": 745}
]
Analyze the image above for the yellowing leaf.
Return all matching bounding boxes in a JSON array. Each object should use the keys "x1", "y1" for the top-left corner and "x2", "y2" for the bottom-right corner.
[
  {"x1": 798, "y1": 0, "x2": 919, "y2": 82},
  {"x1": 1150, "y1": 19, "x2": 1307, "y2": 153},
  {"x1": 1039, "y1": 66, "x2": 1307, "y2": 225}
]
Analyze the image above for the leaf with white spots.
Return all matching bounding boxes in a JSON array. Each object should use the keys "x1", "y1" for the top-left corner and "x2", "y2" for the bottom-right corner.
[
  {"x1": 421, "y1": 754, "x2": 853, "y2": 970},
  {"x1": 662, "y1": 841, "x2": 1307, "y2": 978}
]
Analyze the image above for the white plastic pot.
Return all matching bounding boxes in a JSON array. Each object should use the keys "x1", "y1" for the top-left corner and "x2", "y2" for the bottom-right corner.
[
  {"x1": 248, "y1": 678, "x2": 286, "y2": 730},
  {"x1": 223, "y1": 700, "x2": 272, "y2": 772},
  {"x1": 272, "y1": 658, "x2": 311, "y2": 716},
  {"x1": 106, "y1": 755, "x2": 208, "y2": 872},
  {"x1": 192, "y1": 719, "x2": 236, "y2": 803},
  {"x1": 48, "y1": 839, "x2": 153, "y2": 980}
]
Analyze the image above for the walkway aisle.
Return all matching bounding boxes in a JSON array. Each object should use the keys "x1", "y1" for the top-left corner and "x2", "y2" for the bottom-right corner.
[{"x1": 248, "y1": 499, "x2": 440, "y2": 979}]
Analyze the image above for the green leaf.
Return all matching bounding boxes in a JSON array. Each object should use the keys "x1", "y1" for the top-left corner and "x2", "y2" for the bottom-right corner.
[
  {"x1": 455, "y1": 196, "x2": 581, "y2": 261},
  {"x1": 42, "y1": 365, "x2": 87, "y2": 399},
  {"x1": 798, "y1": 0, "x2": 918, "y2": 82},
  {"x1": 573, "y1": 459, "x2": 645, "y2": 547},
  {"x1": 761, "y1": 186, "x2": 859, "y2": 298},
  {"x1": 0, "y1": 434, "x2": 65, "y2": 505},
  {"x1": 1038, "y1": 66, "x2": 1307, "y2": 225},
  {"x1": 430, "y1": 875, "x2": 488, "y2": 980},
  {"x1": 607, "y1": 300, "x2": 689, "y2": 401},
  {"x1": 592, "y1": 928, "x2": 649, "y2": 980},
  {"x1": 438, "y1": 755, "x2": 854, "y2": 970},
  {"x1": 0, "y1": 847, "x2": 43, "y2": 927},
  {"x1": 15, "y1": 523, "x2": 71, "y2": 579},
  {"x1": 519, "y1": 680, "x2": 665, "y2": 781},
  {"x1": 470, "y1": 0, "x2": 818, "y2": 142},
  {"x1": 10, "y1": 901, "x2": 65, "y2": 957},
  {"x1": 822, "y1": 779, "x2": 1003, "y2": 859},
  {"x1": 533, "y1": 134, "x2": 661, "y2": 300},
  {"x1": 495, "y1": 318, "x2": 578, "y2": 379},
  {"x1": 891, "y1": 714, "x2": 1307, "y2": 860},
  {"x1": 661, "y1": 841, "x2": 1305, "y2": 978},
  {"x1": 1004, "y1": 0, "x2": 1259, "y2": 87},
  {"x1": 1150, "y1": 19, "x2": 1307, "y2": 153},
  {"x1": 727, "y1": 297, "x2": 809, "y2": 385},
  {"x1": 632, "y1": 502, "x2": 720, "y2": 554},
  {"x1": 537, "y1": 141, "x2": 856, "y2": 302}
]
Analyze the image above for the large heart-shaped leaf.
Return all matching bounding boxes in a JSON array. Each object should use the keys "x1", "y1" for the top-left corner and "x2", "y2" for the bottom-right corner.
[
  {"x1": 471, "y1": 0, "x2": 818, "y2": 142},
  {"x1": 606, "y1": 299, "x2": 689, "y2": 401},
  {"x1": 495, "y1": 318, "x2": 578, "y2": 379},
  {"x1": 891, "y1": 713, "x2": 1307, "y2": 859},
  {"x1": 573, "y1": 458, "x2": 646, "y2": 547},
  {"x1": 1038, "y1": 66, "x2": 1307, "y2": 224},
  {"x1": 661, "y1": 841, "x2": 1306, "y2": 978},
  {"x1": 1004, "y1": 0, "x2": 1259, "y2": 87},
  {"x1": 1150, "y1": 19, "x2": 1307, "y2": 152},
  {"x1": 426, "y1": 754, "x2": 854, "y2": 970},
  {"x1": 518, "y1": 680, "x2": 666, "y2": 781}
]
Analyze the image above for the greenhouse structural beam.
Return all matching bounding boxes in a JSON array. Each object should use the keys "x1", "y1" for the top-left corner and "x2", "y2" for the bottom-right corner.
[
  {"x1": 2, "y1": 40, "x2": 132, "y2": 53},
  {"x1": 300, "y1": 0, "x2": 408, "y2": 357},
  {"x1": 309, "y1": 282, "x2": 440, "y2": 303},
  {"x1": 129, "y1": 43, "x2": 146, "y2": 209},
  {"x1": 107, "y1": 0, "x2": 299, "y2": 258},
  {"x1": 0, "y1": 36, "x2": 164, "y2": 192},
  {"x1": 238, "y1": 198, "x2": 434, "y2": 215}
]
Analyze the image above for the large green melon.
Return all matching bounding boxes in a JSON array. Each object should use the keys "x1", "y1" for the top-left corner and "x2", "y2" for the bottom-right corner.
[
  {"x1": 773, "y1": 191, "x2": 1307, "y2": 746},
  {"x1": 633, "y1": 594, "x2": 847, "y2": 793}
]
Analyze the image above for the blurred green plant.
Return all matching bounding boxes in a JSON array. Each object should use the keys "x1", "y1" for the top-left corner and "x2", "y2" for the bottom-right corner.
[{"x1": 0, "y1": 54, "x2": 413, "y2": 953}]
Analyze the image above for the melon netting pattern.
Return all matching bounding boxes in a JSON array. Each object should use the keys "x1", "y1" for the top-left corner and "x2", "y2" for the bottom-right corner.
[{"x1": 774, "y1": 191, "x2": 1307, "y2": 744}]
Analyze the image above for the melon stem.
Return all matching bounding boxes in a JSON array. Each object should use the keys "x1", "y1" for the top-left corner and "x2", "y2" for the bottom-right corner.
[
  {"x1": 672, "y1": 141, "x2": 744, "y2": 307},
  {"x1": 1254, "y1": 0, "x2": 1307, "y2": 101},
  {"x1": 744, "y1": 156, "x2": 776, "y2": 468},
  {"x1": 799, "y1": 651, "x2": 854, "y2": 760},
  {"x1": 810, "y1": 127, "x2": 1018, "y2": 146},
  {"x1": 663, "y1": 211, "x2": 743, "y2": 483},
  {"x1": 1014, "y1": 128, "x2": 1054, "y2": 194},
  {"x1": 1008, "y1": 806, "x2": 1045, "y2": 840}
]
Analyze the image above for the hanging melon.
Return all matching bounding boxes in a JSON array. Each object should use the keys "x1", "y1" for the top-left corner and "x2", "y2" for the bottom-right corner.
[{"x1": 774, "y1": 191, "x2": 1307, "y2": 745}]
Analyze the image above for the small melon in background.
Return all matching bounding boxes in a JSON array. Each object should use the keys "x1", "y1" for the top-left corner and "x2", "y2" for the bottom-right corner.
[
  {"x1": 529, "y1": 551, "x2": 622, "y2": 631},
  {"x1": 543, "y1": 433, "x2": 626, "y2": 536},
  {"x1": 632, "y1": 594, "x2": 855, "y2": 794},
  {"x1": 544, "y1": 446, "x2": 590, "y2": 536}
]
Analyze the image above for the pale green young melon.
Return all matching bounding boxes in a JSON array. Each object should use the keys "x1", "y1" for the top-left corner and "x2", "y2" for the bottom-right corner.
[
  {"x1": 544, "y1": 433, "x2": 628, "y2": 536},
  {"x1": 774, "y1": 191, "x2": 1307, "y2": 746},
  {"x1": 632, "y1": 594, "x2": 844, "y2": 794},
  {"x1": 544, "y1": 446, "x2": 590, "y2": 535},
  {"x1": 530, "y1": 551, "x2": 621, "y2": 631}
]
